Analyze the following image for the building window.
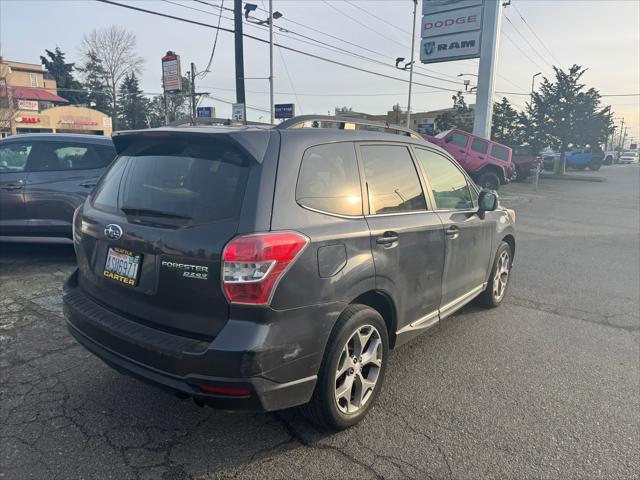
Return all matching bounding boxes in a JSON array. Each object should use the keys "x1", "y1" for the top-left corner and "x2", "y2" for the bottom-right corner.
[{"x1": 30, "y1": 73, "x2": 38, "y2": 87}]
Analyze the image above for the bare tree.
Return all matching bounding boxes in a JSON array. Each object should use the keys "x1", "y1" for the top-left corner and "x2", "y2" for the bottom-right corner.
[
  {"x1": 80, "y1": 26, "x2": 144, "y2": 128},
  {"x1": 0, "y1": 62, "x2": 17, "y2": 135}
]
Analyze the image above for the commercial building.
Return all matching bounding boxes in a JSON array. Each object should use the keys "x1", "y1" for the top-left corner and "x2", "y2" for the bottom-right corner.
[{"x1": 0, "y1": 57, "x2": 112, "y2": 137}]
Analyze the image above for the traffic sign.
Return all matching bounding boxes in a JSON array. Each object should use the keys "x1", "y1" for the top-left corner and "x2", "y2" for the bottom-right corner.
[
  {"x1": 196, "y1": 106, "x2": 213, "y2": 118},
  {"x1": 275, "y1": 103, "x2": 295, "y2": 119}
]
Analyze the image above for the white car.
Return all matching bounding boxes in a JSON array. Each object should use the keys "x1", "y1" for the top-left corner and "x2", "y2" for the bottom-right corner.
[{"x1": 619, "y1": 150, "x2": 639, "y2": 164}]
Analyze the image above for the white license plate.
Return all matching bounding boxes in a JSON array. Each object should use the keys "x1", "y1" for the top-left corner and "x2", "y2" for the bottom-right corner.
[{"x1": 103, "y1": 248, "x2": 141, "y2": 286}]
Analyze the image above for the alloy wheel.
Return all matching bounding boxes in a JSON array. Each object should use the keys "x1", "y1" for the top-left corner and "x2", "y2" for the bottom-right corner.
[
  {"x1": 493, "y1": 250, "x2": 510, "y2": 301},
  {"x1": 334, "y1": 324, "x2": 383, "y2": 414}
]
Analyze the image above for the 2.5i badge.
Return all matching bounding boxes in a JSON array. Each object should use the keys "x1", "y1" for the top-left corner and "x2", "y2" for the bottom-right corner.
[{"x1": 161, "y1": 260, "x2": 209, "y2": 280}]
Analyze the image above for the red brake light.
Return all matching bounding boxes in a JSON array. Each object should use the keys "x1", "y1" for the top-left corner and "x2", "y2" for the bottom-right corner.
[
  {"x1": 222, "y1": 232, "x2": 309, "y2": 305},
  {"x1": 199, "y1": 385, "x2": 251, "y2": 396}
]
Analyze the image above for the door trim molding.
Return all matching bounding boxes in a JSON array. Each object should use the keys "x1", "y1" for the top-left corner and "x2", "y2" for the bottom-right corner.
[{"x1": 395, "y1": 282, "x2": 487, "y2": 336}]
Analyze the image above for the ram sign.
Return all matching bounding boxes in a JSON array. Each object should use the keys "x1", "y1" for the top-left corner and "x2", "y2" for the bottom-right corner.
[{"x1": 421, "y1": 0, "x2": 484, "y2": 64}]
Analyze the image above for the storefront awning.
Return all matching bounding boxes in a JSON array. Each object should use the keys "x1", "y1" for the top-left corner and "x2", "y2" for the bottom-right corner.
[{"x1": 11, "y1": 86, "x2": 68, "y2": 103}]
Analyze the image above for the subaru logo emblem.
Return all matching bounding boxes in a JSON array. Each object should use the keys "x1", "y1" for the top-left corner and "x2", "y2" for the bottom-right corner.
[{"x1": 104, "y1": 224, "x2": 123, "y2": 241}]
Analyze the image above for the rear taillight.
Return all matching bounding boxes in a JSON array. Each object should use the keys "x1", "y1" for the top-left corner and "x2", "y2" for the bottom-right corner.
[{"x1": 222, "y1": 232, "x2": 309, "y2": 305}]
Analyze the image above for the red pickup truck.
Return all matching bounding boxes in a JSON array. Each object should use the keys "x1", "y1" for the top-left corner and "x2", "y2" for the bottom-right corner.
[{"x1": 423, "y1": 129, "x2": 513, "y2": 191}]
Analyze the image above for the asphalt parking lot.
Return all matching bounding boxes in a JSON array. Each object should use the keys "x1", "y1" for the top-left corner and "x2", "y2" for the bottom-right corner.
[{"x1": 1, "y1": 164, "x2": 638, "y2": 480}]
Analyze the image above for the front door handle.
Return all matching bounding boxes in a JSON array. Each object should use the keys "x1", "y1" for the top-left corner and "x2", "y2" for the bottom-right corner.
[
  {"x1": 446, "y1": 226, "x2": 459, "y2": 240},
  {"x1": 376, "y1": 231, "x2": 399, "y2": 247},
  {"x1": 1, "y1": 181, "x2": 24, "y2": 191},
  {"x1": 79, "y1": 181, "x2": 97, "y2": 188}
]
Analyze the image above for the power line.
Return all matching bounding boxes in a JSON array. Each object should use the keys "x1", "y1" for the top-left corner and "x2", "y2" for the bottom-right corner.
[
  {"x1": 95, "y1": 0, "x2": 462, "y2": 93},
  {"x1": 501, "y1": 30, "x2": 549, "y2": 74},
  {"x1": 512, "y1": 2, "x2": 564, "y2": 69},
  {"x1": 343, "y1": 0, "x2": 413, "y2": 36},
  {"x1": 504, "y1": 14, "x2": 554, "y2": 72}
]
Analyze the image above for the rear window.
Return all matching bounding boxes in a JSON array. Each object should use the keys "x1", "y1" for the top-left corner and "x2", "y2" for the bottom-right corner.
[
  {"x1": 490, "y1": 144, "x2": 510, "y2": 161},
  {"x1": 92, "y1": 137, "x2": 250, "y2": 223}
]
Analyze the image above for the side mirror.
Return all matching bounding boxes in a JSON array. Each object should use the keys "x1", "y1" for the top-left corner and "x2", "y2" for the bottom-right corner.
[
  {"x1": 444, "y1": 136, "x2": 452, "y2": 143},
  {"x1": 477, "y1": 190, "x2": 498, "y2": 219}
]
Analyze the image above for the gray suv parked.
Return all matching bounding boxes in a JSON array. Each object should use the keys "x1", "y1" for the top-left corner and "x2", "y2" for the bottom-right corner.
[
  {"x1": 0, "y1": 134, "x2": 115, "y2": 240},
  {"x1": 63, "y1": 117, "x2": 516, "y2": 430}
]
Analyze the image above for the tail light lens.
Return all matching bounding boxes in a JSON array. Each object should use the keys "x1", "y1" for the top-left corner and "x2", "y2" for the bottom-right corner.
[{"x1": 222, "y1": 232, "x2": 309, "y2": 305}]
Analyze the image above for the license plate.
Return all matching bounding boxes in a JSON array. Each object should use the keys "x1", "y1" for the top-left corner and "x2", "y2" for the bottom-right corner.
[{"x1": 103, "y1": 248, "x2": 141, "y2": 286}]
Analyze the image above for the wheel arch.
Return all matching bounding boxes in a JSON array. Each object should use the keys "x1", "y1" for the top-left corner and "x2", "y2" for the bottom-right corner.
[
  {"x1": 502, "y1": 233, "x2": 516, "y2": 261},
  {"x1": 348, "y1": 290, "x2": 398, "y2": 349}
]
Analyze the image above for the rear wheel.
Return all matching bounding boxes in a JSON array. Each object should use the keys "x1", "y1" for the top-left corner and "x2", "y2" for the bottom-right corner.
[
  {"x1": 604, "y1": 155, "x2": 613, "y2": 165},
  {"x1": 477, "y1": 171, "x2": 501, "y2": 191},
  {"x1": 476, "y1": 242, "x2": 512, "y2": 308},
  {"x1": 589, "y1": 159, "x2": 602, "y2": 171},
  {"x1": 302, "y1": 305, "x2": 388, "y2": 430}
]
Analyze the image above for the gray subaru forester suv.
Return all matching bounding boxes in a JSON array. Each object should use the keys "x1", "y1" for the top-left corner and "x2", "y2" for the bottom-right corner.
[{"x1": 63, "y1": 116, "x2": 516, "y2": 430}]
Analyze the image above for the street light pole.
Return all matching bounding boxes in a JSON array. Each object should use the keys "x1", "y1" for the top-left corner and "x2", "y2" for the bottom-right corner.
[
  {"x1": 530, "y1": 72, "x2": 542, "y2": 104},
  {"x1": 269, "y1": 0, "x2": 274, "y2": 125},
  {"x1": 406, "y1": 0, "x2": 417, "y2": 128}
]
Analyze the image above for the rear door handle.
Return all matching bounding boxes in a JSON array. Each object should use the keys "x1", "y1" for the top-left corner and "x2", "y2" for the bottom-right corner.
[
  {"x1": 446, "y1": 226, "x2": 459, "y2": 240},
  {"x1": 376, "y1": 231, "x2": 399, "y2": 247},
  {"x1": 79, "y1": 181, "x2": 97, "y2": 188}
]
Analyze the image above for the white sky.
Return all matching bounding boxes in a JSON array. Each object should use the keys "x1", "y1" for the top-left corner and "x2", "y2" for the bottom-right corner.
[{"x1": 1, "y1": 0, "x2": 639, "y2": 143}]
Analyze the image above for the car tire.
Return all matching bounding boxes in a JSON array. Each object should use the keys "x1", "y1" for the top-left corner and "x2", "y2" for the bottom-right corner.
[
  {"x1": 476, "y1": 241, "x2": 512, "y2": 309},
  {"x1": 301, "y1": 304, "x2": 389, "y2": 431},
  {"x1": 588, "y1": 160, "x2": 602, "y2": 171},
  {"x1": 477, "y1": 171, "x2": 501, "y2": 191},
  {"x1": 514, "y1": 168, "x2": 528, "y2": 182},
  {"x1": 604, "y1": 156, "x2": 613, "y2": 165}
]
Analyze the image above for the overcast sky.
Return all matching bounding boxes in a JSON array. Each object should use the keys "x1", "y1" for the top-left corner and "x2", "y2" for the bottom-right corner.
[{"x1": 1, "y1": 0, "x2": 639, "y2": 142}]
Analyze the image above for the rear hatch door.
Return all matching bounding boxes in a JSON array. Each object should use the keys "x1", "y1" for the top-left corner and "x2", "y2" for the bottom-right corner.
[{"x1": 77, "y1": 131, "x2": 269, "y2": 339}]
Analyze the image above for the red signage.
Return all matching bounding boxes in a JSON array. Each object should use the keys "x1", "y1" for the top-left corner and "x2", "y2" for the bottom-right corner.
[{"x1": 15, "y1": 117, "x2": 41, "y2": 123}]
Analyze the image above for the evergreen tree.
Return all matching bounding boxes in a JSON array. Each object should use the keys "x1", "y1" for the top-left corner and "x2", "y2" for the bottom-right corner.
[
  {"x1": 434, "y1": 92, "x2": 474, "y2": 133},
  {"x1": 491, "y1": 97, "x2": 521, "y2": 146},
  {"x1": 117, "y1": 73, "x2": 149, "y2": 130},
  {"x1": 40, "y1": 47, "x2": 86, "y2": 104},
  {"x1": 529, "y1": 65, "x2": 614, "y2": 174},
  {"x1": 78, "y1": 51, "x2": 110, "y2": 115},
  {"x1": 147, "y1": 76, "x2": 191, "y2": 127}
]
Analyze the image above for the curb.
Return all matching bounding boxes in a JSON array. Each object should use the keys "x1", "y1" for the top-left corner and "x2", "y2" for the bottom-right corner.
[{"x1": 539, "y1": 173, "x2": 606, "y2": 183}]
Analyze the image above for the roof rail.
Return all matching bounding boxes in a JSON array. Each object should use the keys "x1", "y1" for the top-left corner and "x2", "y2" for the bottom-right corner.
[{"x1": 275, "y1": 115, "x2": 423, "y2": 140}]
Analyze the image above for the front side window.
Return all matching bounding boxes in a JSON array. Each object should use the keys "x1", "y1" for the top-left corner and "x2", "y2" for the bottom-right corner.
[
  {"x1": 360, "y1": 145, "x2": 426, "y2": 214},
  {"x1": 414, "y1": 148, "x2": 474, "y2": 210},
  {"x1": 491, "y1": 144, "x2": 510, "y2": 161},
  {"x1": 295, "y1": 142, "x2": 362, "y2": 216},
  {"x1": 471, "y1": 139, "x2": 489, "y2": 154},
  {"x1": 0, "y1": 143, "x2": 32, "y2": 172},
  {"x1": 448, "y1": 132, "x2": 470, "y2": 148}
]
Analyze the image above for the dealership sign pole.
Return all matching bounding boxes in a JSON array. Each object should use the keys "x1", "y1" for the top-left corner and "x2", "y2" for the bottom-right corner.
[{"x1": 421, "y1": 0, "x2": 503, "y2": 139}]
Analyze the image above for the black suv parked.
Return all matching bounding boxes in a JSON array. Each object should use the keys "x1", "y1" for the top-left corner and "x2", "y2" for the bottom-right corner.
[{"x1": 63, "y1": 117, "x2": 516, "y2": 429}]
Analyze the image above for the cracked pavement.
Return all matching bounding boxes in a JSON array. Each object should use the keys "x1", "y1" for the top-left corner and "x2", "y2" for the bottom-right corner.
[{"x1": 1, "y1": 165, "x2": 638, "y2": 479}]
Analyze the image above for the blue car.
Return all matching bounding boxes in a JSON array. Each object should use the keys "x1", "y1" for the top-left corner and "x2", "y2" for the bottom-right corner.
[{"x1": 565, "y1": 147, "x2": 602, "y2": 171}]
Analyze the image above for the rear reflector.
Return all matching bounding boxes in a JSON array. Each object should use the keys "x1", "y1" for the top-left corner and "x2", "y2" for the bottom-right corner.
[
  {"x1": 199, "y1": 385, "x2": 251, "y2": 396},
  {"x1": 222, "y1": 232, "x2": 309, "y2": 305}
]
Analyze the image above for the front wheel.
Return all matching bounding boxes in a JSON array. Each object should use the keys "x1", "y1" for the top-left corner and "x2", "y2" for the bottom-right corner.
[
  {"x1": 301, "y1": 305, "x2": 389, "y2": 430},
  {"x1": 589, "y1": 159, "x2": 602, "y2": 171},
  {"x1": 476, "y1": 241, "x2": 512, "y2": 308}
]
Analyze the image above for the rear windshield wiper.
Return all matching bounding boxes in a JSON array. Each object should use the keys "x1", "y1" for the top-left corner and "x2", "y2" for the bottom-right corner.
[{"x1": 120, "y1": 207, "x2": 192, "y2": 220}]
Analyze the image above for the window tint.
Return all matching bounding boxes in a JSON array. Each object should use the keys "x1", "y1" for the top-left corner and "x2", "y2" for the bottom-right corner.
[
  {"x1": 448, "y1": 132, "x2": 469, "y2": 148},
  {"x1": 94, "y1": 138, "x2": 250, "y2": 224},
  {"x1": 414, "y1": 148, "x2": 474, "y2": 210},
  {"x1": 360, "y1": 145, "x2": 426, "y2": 214},
  {"x1": 0, "y1": 143, "x2": 32, "y2": 172},
  {"x1": 296, "y1": 142, "x2": 362, "y2": 216},
  {"x1": 490, "y1": 144, "x2": 510, "y2": 161},
  {"x1": 471, "y1": 138, "x2": 488, "y2": 154},
  {"x1": 29, "y1": 142, "x2": 113, "y2": 171}
]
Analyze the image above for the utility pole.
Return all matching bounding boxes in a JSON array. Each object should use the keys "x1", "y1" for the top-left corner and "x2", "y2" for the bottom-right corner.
[
  {"x1": 190, "y1": 62, "x2": 196, "y2": 126},
  {"x1": 234, "y1": 0, "x2": 246, "y2": 123},
  {"x1": 617, "y1": 118, "x2": 625, "y2": 149},
  {"x1": 269, "y1": 0, "x2": 275, "y2": 124},
  {"x1": 406, "y1": 0, "x2": 417, "y2": 128},
  {"x1": 530, "y1": 72, "x2": 541, "y2": 104},
  {"x1": 472, "y1": 0, "x2": 503, "y2": 139}
]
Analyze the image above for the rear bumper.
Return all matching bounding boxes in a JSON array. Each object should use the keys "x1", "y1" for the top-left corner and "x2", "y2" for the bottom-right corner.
[{"x1": 63, "y1": 270, "x2": 339, "y2": 411}]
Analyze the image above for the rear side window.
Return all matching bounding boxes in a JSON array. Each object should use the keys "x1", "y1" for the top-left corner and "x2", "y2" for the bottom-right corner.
[
  {"x1": 92, "y1": 137, "x2": 250, "y2": 223},
  {"x1": 28, "y1": 142, "x2": 113, "y2": 171},
  {"x1": 0, "y1": 142, "x2": 32, "y2": 172},
  {"x1": 471, "y1": 138, "x2": 488, "y2": 154},
  {"x1": 296, "y1": 142, "x2": 362, "y2": 216},
  {"x1": 360, "y1": 145, "x2": 426, "y2": 214},
  {"x1": 490, "y1": 144, "x2": 510, "y2": 161}
]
